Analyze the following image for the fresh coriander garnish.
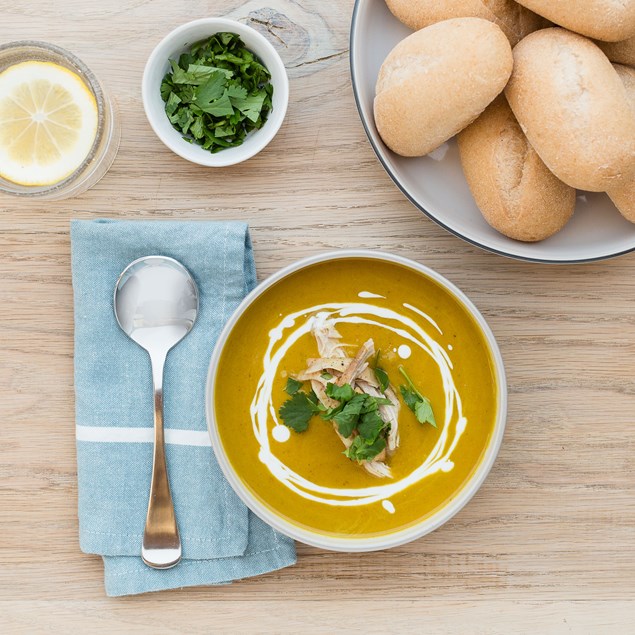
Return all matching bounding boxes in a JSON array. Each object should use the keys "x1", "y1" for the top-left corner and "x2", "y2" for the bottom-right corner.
[
  {"x1": 356, "y1": 409, "x2": 388, "y2": 441},
  {"x1": 325, "y1": 382, "x2": 355, "y2": 402},
  {"x1": 398, "y1": 366, "x2": 437, "y2": 428},
  {"x1": 279, "y1": 377, "x2": 393, "y2": 463},
  {"x1": 331, "y1": 393, "x2": 367, "y2": 437},
  {"x1": 344, "y1": 435, "x2": 387, "y2": 463},
  {"x1": 320, "y1": 371, "x2": 333, "y2": 380},
  {"x1": 160, "y1": 32, "x2": 273, "y2": 153},
  {"x1": 373, "y1": 349, "x2": 390, "y2": 392},
  {"x1": 278, "y1": 390, "x2": 320, "y2": 433},
  {"x1": 284, "y1": 377, "x2": 303, "y2": 395}
]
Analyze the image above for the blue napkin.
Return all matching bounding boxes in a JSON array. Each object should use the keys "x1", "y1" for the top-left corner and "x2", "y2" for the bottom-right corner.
[{"x1": 71, "y1": 219, "x2": 296, "y2": 597}]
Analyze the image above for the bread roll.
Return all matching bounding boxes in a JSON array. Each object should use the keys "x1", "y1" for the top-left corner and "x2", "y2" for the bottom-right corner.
[
  {"x1": 514, "y1": 0, "x2": 635, "y2": 42},
  {"x1": 607, "y1": 64, "x2": 635, "y2": 222},
  {"x1": 596, "y1": 36, "x2": 635, "y2": 65},
  {"x1": 607, "y1": 179, "x2": 635, "y2": 222},
  {"x1": 457, "y1": 97, "x2": 575, "y2": 241},
  {"x1": 613, "y1": 63, "x2": 635, "y2": 111},
  {"x1": 374, "y1": 18, "x2": 513, "y2": 157},
  {"x1": 505, "y1": 28, "x2": 635, "y2": 192},
  {"x1": 385, "y1": 0, "x2": 547, "y2": 45}
]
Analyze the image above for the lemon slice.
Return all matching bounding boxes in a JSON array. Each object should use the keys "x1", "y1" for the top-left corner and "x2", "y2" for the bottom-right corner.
[{"x1": 0, "y1": 61, "x2": 98, "y2": 186}]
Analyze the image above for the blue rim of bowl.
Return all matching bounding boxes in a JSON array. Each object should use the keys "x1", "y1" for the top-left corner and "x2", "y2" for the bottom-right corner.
[
  {"x1": 348, "y1": 0, "x2": 635, "y2": 264},
  {"x1": 206, "y1": 249, "x2": 508, "y2": 552}
]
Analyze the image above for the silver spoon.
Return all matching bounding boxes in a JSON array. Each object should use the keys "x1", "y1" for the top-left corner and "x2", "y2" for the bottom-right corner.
[{"x1": 114, "y1": 256, "x2": 199, "y2": 569}]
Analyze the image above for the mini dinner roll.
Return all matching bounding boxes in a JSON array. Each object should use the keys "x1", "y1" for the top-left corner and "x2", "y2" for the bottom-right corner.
[
  {"x1": 385, "y1": 0, "x2": 546, "y2": 45},
  {"x1": 505, "y1": 28, "x2": 635, "y2": 192},
  {"x1": 597, "y1": 36, "x2": 635, "y2": 66},
  {"x1": 607, "y1": 64, "x2": 635, "y2": 222},
  {"x1": 613, "y1": 63, "x2": 635, "y2": 111},
  {"x1": 374, "y1": 18, "x2": 513, "y2": 157},
  {"x1": 458, "y1": 97, "x2": 575, "y2": 242},
  {"x1": 607, "y1": 178, "x2": 635, "y2": 222},
  {"x1": 514, "y1": 0, "x2": 635, "y2": 42}
]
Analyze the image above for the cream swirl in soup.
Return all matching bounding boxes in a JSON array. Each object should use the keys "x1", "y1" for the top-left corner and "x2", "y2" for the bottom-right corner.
[{"x1": 251, "y1": 299, "x2": 467, "y2": 514}]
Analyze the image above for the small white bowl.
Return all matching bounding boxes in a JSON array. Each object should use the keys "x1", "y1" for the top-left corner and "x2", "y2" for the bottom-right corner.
[{"x1": 142, "y1": 18, "x2": 289, "y2": 167}]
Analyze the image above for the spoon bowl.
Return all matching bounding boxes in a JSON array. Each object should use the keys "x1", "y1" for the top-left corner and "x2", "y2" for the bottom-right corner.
[
  {"x1": 114, "y1": 256, "x2": 198, "y2": 348},
  {"x1": 114, "y1": 255, "x2": 199, "y2": 569}
]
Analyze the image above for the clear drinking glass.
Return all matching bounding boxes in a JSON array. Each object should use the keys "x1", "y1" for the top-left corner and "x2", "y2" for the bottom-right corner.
[{"x1": 0, "y1": 41, "x2": 120, "y2": 200}]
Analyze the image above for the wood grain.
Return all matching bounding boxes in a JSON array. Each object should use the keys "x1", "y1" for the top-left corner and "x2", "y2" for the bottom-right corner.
[{"x1": 1, "y1": 1, "x2": 634, "y2": 632}]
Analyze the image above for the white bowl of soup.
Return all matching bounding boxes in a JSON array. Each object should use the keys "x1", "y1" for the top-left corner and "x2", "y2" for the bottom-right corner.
[{"x1": 206, "y1": 251, "x2": 507, "y2": 551}]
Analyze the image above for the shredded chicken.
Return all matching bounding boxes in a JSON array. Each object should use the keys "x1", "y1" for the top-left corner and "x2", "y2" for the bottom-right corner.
[
  {"x1": 336, "y1": 339, "x2": 374, "y2": 387},
  {"x1": 299, "y1": 316, "x2": 401, "y2": 478},
  {"x1": 312, "y1": 312, "x2": 346, "y2": 358},
  {"x1": 310, "y1": 379, "x2": 339, "y2": 411},
  {"x1": 295, "y1": 359, "x2": 380, "y2": 388}
]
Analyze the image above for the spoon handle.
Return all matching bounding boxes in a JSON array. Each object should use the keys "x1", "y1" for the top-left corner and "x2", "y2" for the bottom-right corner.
[{"x1": 142, "y1": 351, "x2": 181, "y2": 569}]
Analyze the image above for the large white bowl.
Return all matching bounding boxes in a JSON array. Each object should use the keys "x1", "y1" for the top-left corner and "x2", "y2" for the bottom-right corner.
[
  {"x1": 206, "y1": 250, "x2": 507, "y2": 552},
  {"x1": 350, "y1": 0, "x2": 635, "y2": 263},
  {"x1": 143, "y1": 18, "x2": 288, "y2": 167}
]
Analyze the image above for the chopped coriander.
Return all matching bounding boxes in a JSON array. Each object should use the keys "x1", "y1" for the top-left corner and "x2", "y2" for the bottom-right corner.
[
  {"x1": 344, "y1": 436, "x2": 387, "y2": 463},
  {"x1": 320, "y1": 371, "x2": 333, "y2": 380},
  {"x1": 307, "y1": 389, "x2": 320, "y2": 408},
  {"x1": 357, "y1": 410, "x2": 388, "y2": 441},
  {"x1": 325, "y1": 382, "x2": 355, "y2": 402},
  {"x1": 414, "y1": 398, "x2": 435, "y2": 427},
  {"x1": 374, "y1": 366, "x2": 390, "y2": 392},
  {"x1": 320, "y1": 402, "x2": 344, "y2": 420},
  {"x1": 160, "y1": 32, "x2": 273, "y2": 153},
  {"x1": 325, "y1": 387, "x2": 392, "y2": 442},
  {"x1": 361, "y1": 396, "x2": 393, "y2": 412},
  {"x1": 278, "y1": 391, "x2": 320, "y2": 433},
  {"x1": 284, "y1": 377, "x2": 303, "y2": 396},
  {"x1": 398, "y1": 366, "x2": 437, "y2": 428},
  {"x1": 373, "y1": 350, "x2": 390, "y2": 392},
  {"x1": 331, "y1": 393, "x2": 367, "y2": 437},
  {"x1": 399, "y1": 385, "x2": 418, "y2": 412}
]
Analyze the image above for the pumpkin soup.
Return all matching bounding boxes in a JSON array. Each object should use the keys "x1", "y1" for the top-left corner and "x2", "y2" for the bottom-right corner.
[{"x1": 214, "y1": 257, "x2": 498, "y2": 538}]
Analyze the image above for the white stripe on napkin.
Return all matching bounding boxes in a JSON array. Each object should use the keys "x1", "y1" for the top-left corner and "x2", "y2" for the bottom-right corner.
[{"x1": 76, "y1": 425, "x2": 212, "y2": 447}]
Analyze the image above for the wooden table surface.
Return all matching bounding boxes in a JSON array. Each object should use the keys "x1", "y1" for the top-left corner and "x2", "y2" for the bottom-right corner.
[{"x1": 2, "y1": 1, "x2": 634, "y2": 632}]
